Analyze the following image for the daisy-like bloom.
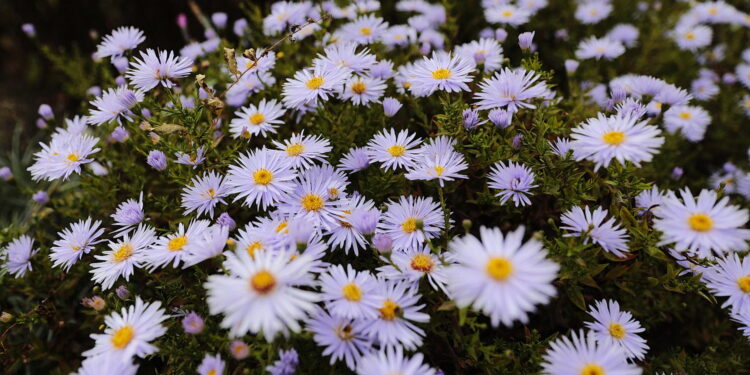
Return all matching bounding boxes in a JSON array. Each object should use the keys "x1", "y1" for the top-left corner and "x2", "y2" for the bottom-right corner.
[
  {"x1": 226, "y1": 148, "x2": 297, "y2": 210},
  {"x1": 94, "y1": 26, "x2": 145, "y2": 59},
  {"x1": 635, "y1": 185, "x2": 664, "y2": 216},
  {"x1": 236, "y1": 50, "x2": 276, "y2": 75},
  {"x1": 366, "y1": 128, "x2": 422, "y2": 171},
  {"x1": 313, "y1": 42, "x2": 377, "y2": 75},
  {"x1": 338, "y1": 147, "x2": 370, "y2": 173},
  {"x1": 181, "y1": 224, "x2": 229, "y2": 268},
  {"x1": 281, "y1": 65, "x2": 348, "y2": 109},
  {"x1": 570, "y1": 113, "x2": 664, "y2": 171},
  {"x1": 326, "y1": 195, "x2": 376, "y2": 255},
  {"x1": 663, "y1": 105, "x2": 711, "y2": 142},
  {"x1": 143, "y1": 219, "x2": 210, "y2": 270},
  {"x1": 408, "y1": 51, "x2": 474, "y2": 97},
  {"x1": 28, "y1": 133, "x2": 101, "y2": 182},
  {"x1": 73, "y1": 353, "x2": 138, "y2": 375},
  {"x1": 266, "y1": 349, "x2": 299, "y2": 375},
  {"x1": 732, "y1": 310, "x2": 750, "y2": 340},
  {"x1": 356, "y1": 346, "x2": 437, "y2": 375},
  {"x1": 276, "y1": 167, "x2": 348, "y2": 231},
  {"x1": 307, "y1": 308, "x2": 373, "y2": 370},
  {"x1": 672, "y1": 25, "x2": 712, "y2": 51},
  {"x1": 474, "y1": 67, "x2": 549, "y2": 113},
  {"x1": 111, "y1": 192, "x2": 144, "y2": 235},
  {"x1": 90, "y1": 225, "x2": 155, "y2": 289},
  {"x1": 2, "y1": 235, "x2": 38, "y2": 278},
  {"x1": 362, "y1": 280, "x2": 430, "y2": 350},
  {"x1": 233, "y1": 218, "x2": 282, "y2": 259},
  {"x1": 607, "y1": 23, "x2": 639, "y2": 47},
  {"x1": 738, "y1": 63, "x2": 750, "y2": 90},
  {"x1": 181, "y1": 171, "x2": 229, "y2": 218},
  {"x1": 262, "y1": 1, "x2": 310, "y2": 36},
  {"x1": 126, "y1": 49, "x2": 192, "y2": 91},
  {"x1": 338, "y1": 15, "x2": 388, "y2": 45},
  {"x1": 204, "y1": 250, "x2": 319, "y2": 340},
  {"x1": 575, "y1": 0, "x2": 612, "y2": 24},
  {"x1": 455, "y1": 38, "x2": 504, "y2": 73},
  {"x1": 382, "y1": 25, "x2": 417, "y2": 49},
  {"x1": 377, "y1": 245, "x2": 450, "y2": 294},
  {"x1": 445, "y1": 226, "x2": 558, "y2": 326},
  {"x1": 560, "y1": 206, "x2": 630, "y2": 257},
  {"x1": 550, "y1": 137, "x2": 573, "y2": 158},
  {"x1": 703, "y1": 253, "x2": 750, "y2": 314},
  {"x1": 197, "y1": 353, "x2": 225, "y2": 375},
  {"x1": 575, "y1": 36, "x2": 625, "y2": 60},
  {"x1": 485, "y1": 4, "x2": 531, "y2": 26},
  {"x1": 182, "y1": 311, "x2": 205, "y2": 334},
  {"x1": 229, "y1": 340, "x2": 250, "y2": 360},
  {"x1": 654, "y1": 188, "x2": 750, "y2": 258},
  {"x1": 319, "y1": 265, "x2": 380, "y2": 319},
  {"x1": 226, "y1": 71, "x2": 277, "y2": 106},
  {"x1": 87, "y1": 86, "x2": 144, "y2": 126},
  {"x1": 541, "y1": 330, "x2": 642, "y2": 375},
  {"x1": 50, "y1": 218, "x2": 105, "y2": 271},
  {"x1": 487, "y1": 161, "x2": 538, "y2": 207},
  {"x1": 405, "y1": 137, "x2": 468, "y2": 187},
  {"x1": 378, "y1": 195, "x2": 444, "y2": 251},
  {"x1": 272, "y1": 131, "x2": 332, "y2": 169},
  {"x1": 340, "y1": 75, "x2": 387, "y2": 106},
  {"x1": 229, "y1": 99, "x2": 285, "y2": 139},
  {"x1": 585, "y1": 299, "x2": 649, "y2": 360},
  {"x1": 84, "y1": 297, "x2": 167, "y2": 360},
  {"x1": 175, "y1": 146, "x2": 206, "y2": 168}
]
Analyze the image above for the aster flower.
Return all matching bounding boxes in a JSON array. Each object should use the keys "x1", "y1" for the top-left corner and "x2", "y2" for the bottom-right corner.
[
  {"x1": 408, "y1": 51, "x2": 474, "y2": 96},
  {"x1": 182, "y1": 311, "x2": 205, "y2": 335},
  {"x1": 382, "y1": 97, "x2": 403, "y2": 117},
  {"x1": 487, "y1": 161, "x2": 537, "y2": 207},
  {"x1": 541, "y1": 330, "x2": 642, "y2": 375},
  {"x1": 362, "y1": 280, "x2": 430, "y2": 350},
  {"x1": 382, "y1": 25, "x2": 418, "y2": 49},
  {"x1": 474, "y1": 67, "x2": 549, "y2": 113},
  {"x1": 262, "y1": 1, "x2": 310, "y2": 36},
  {"x1": 226, "y1": 71, "x2": 277, "y2": 106},
  {"x1": 570, "y1": 113, "x2": 664, "y2": 171},
  {"x1": 340, "y1": 75, "x2": 387, "y2": 106},
  {"x1": 607, "y1": 23, "x2": 639, "y2": 47},
  {"x1": 181, "y1": 224, "x2": 229, "y2": 268},
  {"x1": 175, "y1": 147, "x2": 206, "y2": 168},
  {"x1": 703, "y1": 253, "x2": 750, "y2": 314},
  {"x1": 672, "y1": 25, "x2": 713, "y2": 51},
  {"x1": 338, "y1": 15, "x2": 388, "y2": 45},
  {"x1": 405, "y1": 142, "x2": 468, "y2": 187},
  {"x1": 338, "y1": 147, "x2": 371, "y2": 173},
  {"x1": 87, "y1": 86, "x2": 144, "y2": 126},
  {"x1": 95, "y1": 26, "x2": 145, "y2": 59},
  {"x1": 377, "y1": 245, "x2": 450, "y2": 294},
  {"x1": 654, "y1": 188, "x2": 750, "y2": 258},
  {"x1": 635, "y1": 185, "x2": 665, "y2": 216},
  {"x1": 366, "y1": 128, "x2": 422, "y2": 171},
  {"x1": 738, "y1": 63, "x2": 750, "y2": 90},
  {"x1": 28, "y1": 133, "x2": 101, "y2": 181},
  {"x1": 2, "y1": 235, "x2": 38, "y2": 278},
  {"x1": 575, "y1": 36, "x2": 625, "y2": 60},
  {"x1": 111, "y1": 192, "x2": 145, "y2": 236},
  {"x1": 181, "y1": 172, "x2": 228, "y2": 218},
  {"x1": 83, "y1": 297, "x2": 168, "y2": 359},
  {"x1": 575, "y1": 0, "x2": 612, "y2": 24},
  {"x1": 276, "y1": 166, "x2": 348, "y2": 231},
  {"x1": 446, "y1": 226, "x2": 559, "y2": 326},
  {"x1": 281, "y1": 65, "x2": 348, "y2": 110},
  {"x1": 560, "y1": 206, "x2": 630, "y2": 257},
  {"x1": 485, "y1": 5, "x2": 530, "y2": 26},
  {"x1": 313, "y1": 42, "x2": 377, "y2": 75},
  {"x1": 143, "y1": 219, "x2": 210, "y2": 270},
  {"x1": 356, "y1": 346, "x2": 437, "y2": 375},
  {"x1": 230, "y1": 340, "x2": 250, "y2": 360},
  {"x1": 126, "y1": 49, "x2": 193, "y2": 91},
  {"x1": 90, "y1": 225, "x2": 156, "y2": 290},
  {"x1": 204, "y1": 250, "x2": 319, "y2": 339},
  {"x1": 73, "y1": 354, "x2": 138, "y2": 375},
  {"x1": 319, "y1": 265, "x2": 380, "y2": 319},
  {"x1": 732, "y1": 310, "x2": 750, "y2": 340},
  {"x1": 229, "y1": 99, "x2": 285, "y2": 139},
  {"x1": 326, "y1": 194, "x2": 377, "y2": 255},
  {"x1": 585, "y1": 299, "x2": 649, "y2": 360},
  {"x1": 378, "y1": 195, "x2": 445, "y2": 251},
  {"x1": 663, "y1": 105, "x2": 711, "y2": 142},
  {"x1": 226, "y1": 147, "x2": 297, "y2": 210},
  {"x1": 272, "y1": 131, "x2": 332, "y2": 169},
  {"x1": 50, "y1": 218, "x2": 105, "y2": 271},
  {"x1": 307, "y1": 308, "x2": 373, "y2": 370},
  {"x1": 455, "y1": 38, "x2": 504, "y2": 73},
  {"x1": 550, "y1": 138, "x2": 573, "y2": 158},
  {"x1": 266, "y1": 349, "x2": 299, "y2": 375},
  {"x1": 232, "y1": 218, "x2": 282, "y2": 259}
]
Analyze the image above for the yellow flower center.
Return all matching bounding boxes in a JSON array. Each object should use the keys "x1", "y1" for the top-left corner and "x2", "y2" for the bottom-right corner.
[
  {"x1": 249, "y1": 112, "x2": 265, "y2": 125},
  {"x1": 342, "y1": 283, "x2": 362, "y2": 301},
  {"x1": 253, "y1": 168, "x2": 273, "y2": 185},
  {"x1": 246, "y1": 242, "x2": 262, "y2": 258},
  {"x1": 206, "y1": 188, "x2": 216, "y2": 198},
  {"x1": 602, "y1": 131, "x2": 626, "y2": 146},
  {"x1": 351, "y1": 81, "x2": 367, "y2": 94},
  {"x1": 401, "y1": 217, "x2": 418, "y2": 233},
  {"x1": 301, "y1": 194, "x2": 324, "y2": 211},
  {"x1": 379, "y1": 300, "x2": 401, "y2": 321},
  {"x1": 207, "y1": 370, "x2": 217, "y2": 375},
  {"x1": 335, "y1": 324, "x2": 354, "y2": 341},
  {"x1": 684, "y1": 32, "x2": 695, "y2": 40},
  {"x1": 403, "y1": 82, "x2": 411, "y2": 89},
  {"x1": 329, "y1": 188, "x2": 339, "y2": 199},
  {"x1": 688, "y1": 213, "x2": 713, "y2": 232},
  {"x1": 737, "y1": 276, "x2": 750, "y2": 293},
  {"x1": 275, "y1": 221, "x2": 288, "y2": 233},
  {"x1": 360, "y1": 27, "x2": 372, "y2": 36},
  {"x1": 67, "y1": 153, "x2": 80, "y2": 162},
  {"x1": 167, "y1": 236, "x2": 187, "y2": 251},
  {"x1": 410, "y1": 254, "x2": 434, "y2": 272},
  {"x1": 306, "y1": 76, "x2": 324, "y2": 89},
  {"x1": 580, "y1": 364, "x2": 605, "y2": 375},
  {"x1": 501, "y1": 10, "x2": 513, "y2": 18},
  {"x1": 113, "y1": 243, "x2": 134, "y2": 262},
  {"x1": 286, "y1": 143, "x2": 304, "y2": 156},
  {"x1": 387, "y1": 145, "x2": 406, "y2": 157},
  {"x1": 434, "y1": 166, "x2": 445, "y2": 176},
  {"x1": 250, "y1": 270, "x2": 276, "y2": 294},
  {"x1": 486, "y1": 257, "x2": 513, "y2": 281},
  {"x1": 110, "y1": 325, "x2": 135, "y2": 349},
  {"x1": 679, "y1": 112, "x2": 692, "y2": 120},
  {"x1": 431, "y1": 68, "x2": 452, "y2": 80},
  {"x1": 708, "y1": 7, "x2": 718, "y2": 15},
  {"x1": 608, "y1": 322, "x2": 626, "y2": 339}
]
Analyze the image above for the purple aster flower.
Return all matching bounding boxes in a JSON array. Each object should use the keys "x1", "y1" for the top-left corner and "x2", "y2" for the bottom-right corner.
[
  {"x1": 21, "y1": 23, "x2": 36, "y2": 37},
  {"x1": 408, "y1": 51, "x2": 474, "y2": 97},
  {"x1": 0, "y1": 167, "x2": 13, "y2": 181},
  {"x1": 115, "y1": 285, "x2": 130, "y2": 300},
  {"x1": 94, "y1": 26, "x2": 145, "y2": 60},
  {"x1": 110, "y1": 126, "x2": 129, "y2": 143},
  {"x1": 233, "y1": 18, "x2": 249, "y2": 36},
  {"x1": 181, "y1": 171, "x2": 229, "y2": 218},
  {"x1": 211, "y1": 12, "x2": 228, "y2": 28},
  {"x1": 512, "y1": 134, "x2": 524, "y2": 149},
  {"x1": 462, "y1": 108, "x2": 484, "y2": 129},
  {"x1": 672, "y1": 167, "x2": 683, "y2": 180},
  {"x1": 182, "y1": 311, "x2": 205, "y2": 334},
  {"x1": 86, "y1": 86, "x2": 102, "y2": 97},
  {"x1": 147, "y1": 150, "x2": 168, "y2": 171},
  {"x1": 474, "y1": 67, "x2": 550, "y2": 113},
  {"x1": 38, "y1": 104, "x2": 53, "y2": 121},
  {"x1": 114, "y1": 76, "x2": 127, "y2": 86},
  {"x1": 87, "y1": 86, "x2": 144, "y2": 126},
  {"x1": 111, "y1": 192, "x2": 145, "y2": 235},
  {"x1": 488, "y1": 108, "x2": 511, "y2": 128},
  {"x1": 112, "y1": 56, "x2": 129, "y2": 73},
  {"x1": 126, "y1": 49, "x2": 193, "y2": 92},
  {"x1": 555, "y1": 29, "x2": 569, "y2": 40},
  {"x1": 487, "y1": 161, "x2": 537, "y2": 206},
  {"x1": 266, "y1": 349, "x2": 299, "y2": 375},
  {"x1": 216, "y1": 213, "x2": 236, "y2": 230},
  {"x1": 518, "y1": 31, "x2": 535, "y2": 50},
  {"x1": 197, "y1": 353, "x2": 225, "y2": 375},
  {"x1": 372, "y1": 233, "x2": 393, "y2": 253},
  {"x1": 565, "y1": 59, "x2": 580, "y2": 73},
  {"x1": 382, "y1": 97, "x2": 403, "y2": 117},
  {"x1": 35, "y1": 118, "x2": 47, "y2": 129},
  {"x1": 175, "y1": 147, "x2": 206, "y2": 168},
  {"x1": 230, "y1": 340, "x2": 250, "y2": 359},
  {"x1": 350, "y1": 207, "x2": 380, "y2": 235},
  {"x1": 495, "y1": 28, "x2": 508, "y2": 42},
  {"x1": 338, "y1": 147, "x2": 371, "y2": 173},
  {"x1": 32, "y1": 190, "x2": 48, "y2": 204}
]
